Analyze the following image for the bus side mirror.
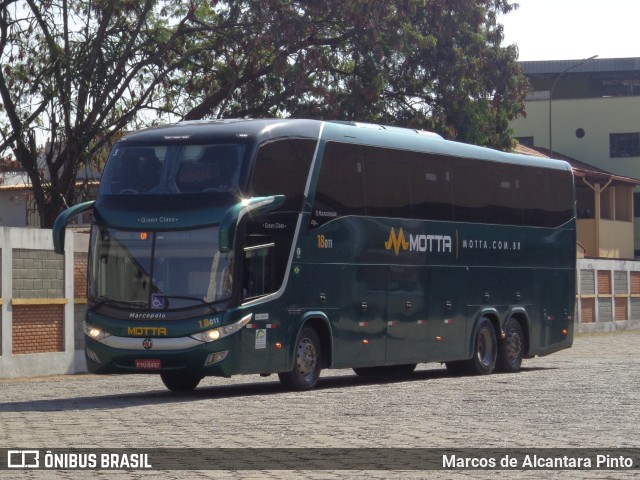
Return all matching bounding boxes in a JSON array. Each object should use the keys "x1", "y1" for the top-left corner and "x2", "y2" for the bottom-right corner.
[
  {"x1": 219, "y1": 195, "x2": 285, "y2": 253},
  {"x1": 52, "y1": 201, "x2": 95, "y2": 254}
]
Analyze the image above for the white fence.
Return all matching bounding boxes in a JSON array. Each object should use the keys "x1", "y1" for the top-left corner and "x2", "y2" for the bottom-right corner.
[{"x1": 576, "y1": 258, "x2": 640, "y2": 332}]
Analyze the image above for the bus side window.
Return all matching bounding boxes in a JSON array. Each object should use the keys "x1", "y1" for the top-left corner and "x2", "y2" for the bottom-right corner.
[
  {"x1": 364, "y1": 146, "x2": 412, "y2": 219},
  {"x1": 547, "y1": 169, "x2": 574, "y2": 226},
  {"x1": 312, "y1": 142, "x2": 365, "y2": 227},
  {"x1": 251, "y1": 139, "x2": 315, "y2": 211},
  {"x1": 242, "y1": 243, "x2": 275, "y2": 299},
  {"x1": 248, "y1": 139, "x2": 315, "y2": 297},
  {"x1": 520, "y1": 167, "x2": 553, "y2": 227},
  {"x1": 412, "y1": 153, "x2": 454, "y2": 221}
]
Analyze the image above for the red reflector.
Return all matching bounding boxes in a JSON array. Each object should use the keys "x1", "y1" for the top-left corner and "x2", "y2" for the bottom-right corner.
[{"x1": 135, "y1": 359, "x2": 161, "y2": 370}]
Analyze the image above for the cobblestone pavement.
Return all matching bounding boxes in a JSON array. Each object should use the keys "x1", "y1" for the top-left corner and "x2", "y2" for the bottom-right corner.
[{"x1": 0, "y1": 331, "x2": 638, "y2": 479}]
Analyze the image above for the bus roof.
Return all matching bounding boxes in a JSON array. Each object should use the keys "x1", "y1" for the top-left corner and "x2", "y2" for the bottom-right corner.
[{"x1": 119, "y1": 119, "x2": 572, "y2": 173}]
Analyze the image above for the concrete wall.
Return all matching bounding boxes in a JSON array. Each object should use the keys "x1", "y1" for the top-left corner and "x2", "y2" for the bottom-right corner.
[
  {"x1": 510, "y1": 96, "x2": 640, "y2": 179},
  {"x1": 577, "y1": 218, "x2": 635, "y2": 259},
  {"x1": 0, "y1": 228, "x2": 87, "y2": 378},
  {"x1": 0, "y1": 227, "x2": 638, "y2": 378}
]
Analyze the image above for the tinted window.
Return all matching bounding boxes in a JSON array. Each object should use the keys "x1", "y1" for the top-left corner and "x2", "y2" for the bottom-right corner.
[
  {"x1": 176, "y1": 144, "x2": 241, "y2": 193},
  {"x1": 519, "y1": 167, "x2": 551, "y2": 226},
  {"x1": 451, "y1": 158, "x2": 493, "y2": 223},
  {"x1": 312, "y1": 142, "x2": 573, "y2": 228},
  {"x1": 546, "y1": 169, "x2": 574, "y2": 226},
  {"x1": 100, "y1": 144, "x2": 244, "y2": 195},
  {"x1": 102, "y1": 146, "x2": 165, "y2": 194},
  {"x1": 488, "y1": 163, "x2": 523, "y2": 225},
  {"x1": 610, "y1": 132, "x2": 640, "y2": 158},
  {"x1": 364, "y1": 147, "x2": 412, "y2": 218},
  {"x1": 411, "y1": 154, "x2": 454, "y2": 221},
  {"x1": 312, "y1": 142, "x2": 365, "y2": 227},
  {"x1": 251, "y1": 139, "x2": 316, "y2": 211}
]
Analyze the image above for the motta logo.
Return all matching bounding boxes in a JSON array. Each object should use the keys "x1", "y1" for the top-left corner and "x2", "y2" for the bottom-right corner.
[
  {"x1": 384, "y1": 227, "x2": 409, "y2": 255},
  {"x1": 385, "y1": 227, "x2": 453, "y2": 255}
]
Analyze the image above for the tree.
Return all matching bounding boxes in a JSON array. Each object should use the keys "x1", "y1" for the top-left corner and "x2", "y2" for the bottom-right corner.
[
  {"x1": 0, "y1": 0, "x2": 527, "y2": 226},
  {"x1": 169, "y1": 0, "x2": 527, "y2": 149},
  {"x1": 0, "y1": 0, "x2": 194, "y2": 227}
]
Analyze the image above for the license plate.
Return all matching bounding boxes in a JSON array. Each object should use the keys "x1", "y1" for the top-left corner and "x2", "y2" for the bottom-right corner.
[{"x1": 135, "y1": 359, "x2": 161, "y2": 370}]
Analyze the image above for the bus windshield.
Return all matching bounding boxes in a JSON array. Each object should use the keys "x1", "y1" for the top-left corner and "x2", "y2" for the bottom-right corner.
[
  {"x1": 90, "y1": 226, "x2": 233, "y2": 310},
  {"x1": 99, "y1": 143, "x2": 244, "y2": 195}
]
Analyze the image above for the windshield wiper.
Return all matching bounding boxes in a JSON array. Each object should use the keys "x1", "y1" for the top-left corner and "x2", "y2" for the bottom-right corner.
[
  {"x1": 159, "y1": 295, "x2": 219, "y2": 312},
  {"x1": 94, "y1": 298, "x2": 147, "y2": 308},
  {"x1": 161, "y1": 295, "x2": 207, "y2": 305}
]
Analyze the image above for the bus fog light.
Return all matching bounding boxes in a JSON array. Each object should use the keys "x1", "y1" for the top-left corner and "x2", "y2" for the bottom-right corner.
[
  {"x1": 205, "y1": 351, "x2": 228, "y2": 366},
  {"x1": 86, "y1": 348, "x2": 101, "y2": 364}
]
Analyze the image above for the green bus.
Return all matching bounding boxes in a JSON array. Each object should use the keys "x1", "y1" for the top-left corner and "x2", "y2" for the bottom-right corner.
[{"x1": 53, "y1": 119, "x2": 576, "y2": 392}]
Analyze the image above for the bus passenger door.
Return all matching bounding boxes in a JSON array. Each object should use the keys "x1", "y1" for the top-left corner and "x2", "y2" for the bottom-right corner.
[
  {"x1": 338, "y1": 265, "x2": 387, "y2": 367},
  {"x1": 385, "y1": 266, "x2": 429, "y2": 364}
]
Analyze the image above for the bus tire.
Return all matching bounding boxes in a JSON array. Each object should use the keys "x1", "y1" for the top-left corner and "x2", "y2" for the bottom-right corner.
[
  {"x1": 496, "y1": 318, "x2": 524, "y2": 373},
  {"x1": 278, "y1": 327, "x2": 322, "y2": 390},
  {"x1": 470, "y1": 317, "x2": 497, "y2": 375},
  {"x1": 160, "y1": 372, "x2": 202, "y2": 392}
]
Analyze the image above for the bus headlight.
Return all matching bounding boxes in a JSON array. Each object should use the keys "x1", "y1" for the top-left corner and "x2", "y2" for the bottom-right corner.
[
  {"x1": 191, "y1": 313, "x2": 252, "y2": 343},
  {"x1": 84, "y1": 321, "x2": 111, "y2": 341}
]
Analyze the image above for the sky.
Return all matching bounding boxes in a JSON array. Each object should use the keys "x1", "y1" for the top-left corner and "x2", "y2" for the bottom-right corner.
[{"x1": 498, "y1": 0, "x2": 640, "y2": 61}]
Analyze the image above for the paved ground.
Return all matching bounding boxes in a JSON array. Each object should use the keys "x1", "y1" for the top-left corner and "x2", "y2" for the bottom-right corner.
[{"x1": 0, "y1": 330, "x2": 638, "y2": 479}]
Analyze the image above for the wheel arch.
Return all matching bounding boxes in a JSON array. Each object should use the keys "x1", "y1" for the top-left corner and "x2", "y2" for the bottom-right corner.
[
  {"x1": 465, "y1": 309, "x2": 500, "y2": 359},
  {"x1": 293, "y1": 311, "x2": 333, "y2": 369},
  {"x1": 475, "y1": 308, "x2": 501, "y2": 335}
]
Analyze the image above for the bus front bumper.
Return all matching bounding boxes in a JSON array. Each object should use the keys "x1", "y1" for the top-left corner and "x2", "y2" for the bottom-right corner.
[{"x1": 84, "y1": 333, "x2": 240, "y2": 378}]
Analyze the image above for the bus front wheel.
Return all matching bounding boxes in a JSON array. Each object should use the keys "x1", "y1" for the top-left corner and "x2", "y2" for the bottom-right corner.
[
  {"x1": 160, "y1": 372, "x2": 202, "y2": 392},
  {"x1": 278, "y1": 327, "x2": 322, "y2": 390}
]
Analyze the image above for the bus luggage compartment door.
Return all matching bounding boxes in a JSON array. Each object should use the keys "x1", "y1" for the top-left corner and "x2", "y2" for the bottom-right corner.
[
  {"x1": 338, "y1": 265, "x2": 387, "y2": 367},
  {"x1": 384, "y1": 266, "x2": 429, "y2": 364}
]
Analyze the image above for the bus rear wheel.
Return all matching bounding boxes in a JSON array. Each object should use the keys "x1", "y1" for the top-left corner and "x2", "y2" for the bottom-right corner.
[
  {"x1": 496, "y1": 318, "x2": 524, "y2": 373},
  {"x1": 470, "y1": 317, "x2": 497, "y2": 374},
  {"x1": 445, "y1": 317, "x2": 497, "y2": 375},
  {"x1": 160, "y1": 372, "x2": 202, "y2": 392},
  {"x1": 279, "y1": 327, "x2": 322, "y2": 390}
]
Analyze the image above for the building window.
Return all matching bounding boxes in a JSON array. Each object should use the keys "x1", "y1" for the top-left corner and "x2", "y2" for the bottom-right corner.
[
  {"x1": 515, "y1": 136, "x2": 534, "y2": 147},
  {"x1": 610, "y1": 133, "x2": 640, "y2": 158}
]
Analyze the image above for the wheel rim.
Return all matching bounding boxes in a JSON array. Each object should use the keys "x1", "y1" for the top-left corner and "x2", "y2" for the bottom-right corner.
[
  {"x1": 505, "y1": 329, "x2": 522, "y2": 363},
  {"x1": 477, "y1": 328, "x2": 495, "y2": 368},
  {"x1": 296, "y1": 338, "x2": 318, "y2": 378}
]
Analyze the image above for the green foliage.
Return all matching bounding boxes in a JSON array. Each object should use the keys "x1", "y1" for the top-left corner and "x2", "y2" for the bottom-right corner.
[
  {"x1": 0, "y1": 0, "x2": 527, "y2": 226},
  {"x1": 0, "y1": 0, "x2": 194, "y2": 227},
  {"x1": 170, "y1": 0, "x2": 527, "y2": 150}
]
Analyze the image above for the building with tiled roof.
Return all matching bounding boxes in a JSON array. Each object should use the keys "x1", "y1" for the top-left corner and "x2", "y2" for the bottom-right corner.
[{"x1": 510, "y1": 56, "x2": 640, "y2": 257}]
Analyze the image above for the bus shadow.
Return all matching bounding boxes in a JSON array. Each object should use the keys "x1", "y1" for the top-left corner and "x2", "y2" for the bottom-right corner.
[{"x1": 0, "y1": 365, "x2": 554, "y2": 413}]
